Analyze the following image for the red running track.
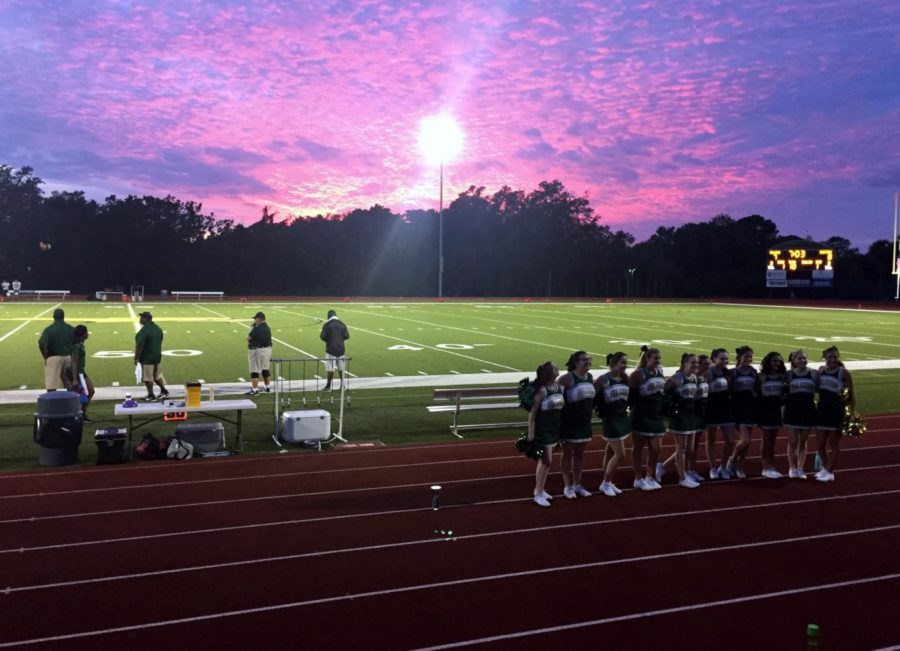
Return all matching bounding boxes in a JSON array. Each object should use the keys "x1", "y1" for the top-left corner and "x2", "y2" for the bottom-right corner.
[{"x1": 1, "y1": 415, "x2": 899, "y2": 650}]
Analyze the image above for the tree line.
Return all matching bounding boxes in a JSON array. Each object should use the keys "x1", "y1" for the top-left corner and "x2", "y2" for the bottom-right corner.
[{"x1": 0, "y1": 164, "x2": 894, "y2": 299}]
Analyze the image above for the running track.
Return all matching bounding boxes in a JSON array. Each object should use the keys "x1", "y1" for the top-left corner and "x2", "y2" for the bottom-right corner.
[{"x1": 1, "y1": 417, "x2": 899, "y2": 650}]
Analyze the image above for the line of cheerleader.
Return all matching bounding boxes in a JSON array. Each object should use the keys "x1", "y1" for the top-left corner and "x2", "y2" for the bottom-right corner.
[{"x1": 524, "y1": 345, "x2": 854, "y2": 507}]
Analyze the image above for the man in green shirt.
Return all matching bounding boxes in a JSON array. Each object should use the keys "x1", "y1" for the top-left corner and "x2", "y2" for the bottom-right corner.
[
  {"x1": 245, "y1": 311, "x2": 273, "y2": 395},
  {"x1": 37, "y1": 308, "x2": 76, "y2": 391},
  {"x1": 134, "y1": 311, "x2": 169, "y2": 402}
]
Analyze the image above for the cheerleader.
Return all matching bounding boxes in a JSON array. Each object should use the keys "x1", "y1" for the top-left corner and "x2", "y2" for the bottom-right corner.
[
  {"x1": 527, "y1": 361, "x2": 565, "y2": 506},
  {"x1": 726, "y1": 345, "x2": 758, "y2": 479},
  {"x1": 815, "y1": 346, "x2": 855, "y2": 482},
  {"x1": 558, "y1": 351, "x2": 595, "y2": 498},
  {"x1": 757, "y1": 352, "x2": 786, "y2": 478},
  {"x1": 656, "y1": 354, "x2": 708, "y2": 484},
  {"x1": 595, "y1": 352, "x2": 629, "y2": 496},
  {"x1": 630, "y1": 346, "x2": 666, "y2": 490},
  {"x1": 705, "y1": 348, "x2": 735, "y2": 479},
  {"x1": 783, "y1": 349, "x2": 817, "y2": 479},
  {"x1": 662, "y1": 353, "x2": 702, "y2": 488}
]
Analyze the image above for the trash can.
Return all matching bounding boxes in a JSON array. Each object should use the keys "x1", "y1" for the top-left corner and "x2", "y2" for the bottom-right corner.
[{"x1": 34, "y1": 392, "x2": 83, "y2": 466}]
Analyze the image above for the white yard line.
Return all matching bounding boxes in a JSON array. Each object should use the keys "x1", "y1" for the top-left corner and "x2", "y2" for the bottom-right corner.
[
  {"x1": 273, "y1": 306, "x2": 521, "y2": 372},
  {"x1": 0, "y1": 303, "x2": 61, "y2": 343},
  {"x1": 193, "y1": 304, "x2": 317, "y2": 357}
]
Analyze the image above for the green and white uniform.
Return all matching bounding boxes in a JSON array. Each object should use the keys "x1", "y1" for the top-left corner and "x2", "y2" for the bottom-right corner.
[
  {"x1": 599, "y1": 373, "x2": 631, "y2": 440},
  {"x1": 783, "y1": 368, "x2": 817, "y2": 429},
  {"x1": 667, "y1": 371, "x2": 699, "y2": 434},
  {"x1": 560, "y1": 371, "x2": 595, "y2": 443},
  {"x1": 731, "y1": 366, "x2": 759, "y2": 426},
  {"x1": 534, "y1": 384, "x2": 564, "y2": 446},
  {"x1": 632, "y1": 367, "x2": 666, "y2": 436},
  {"x1": 816, "y1": 366, "x2": 845, "y2": 431},
  {"x1": 695, "y1": 373, "x2": 709, "y2": 431}
]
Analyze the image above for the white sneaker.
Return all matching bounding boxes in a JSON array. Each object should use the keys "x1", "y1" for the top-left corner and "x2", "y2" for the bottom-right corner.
[
  {"x1": 573, "y1": 484, "x2": 592, "y2": 497},
  {"x1": 762, "y1": 468, "x2": 781, "y2": 479},
  {"x1": 687, "y1": 470, "x2": 705, "y2": 482},
  {"x1": 563, "y1": 486, "x2": 577, "y2": 499},
  {"x1": 540, "y1": 490, "x2": 554, "y2": 500},
  {"x1": 734, "y1": 466, "x2": 747, "y2": 479},
  {"x1": 534, "y1": 495, "x2": 551, "y2": 507},
  {"x1": 790, "y1": 468, "x2": 807, "y2": 480},
  {"x1": 610, "y1": 483, "x2": 622, "y2": 494},
  {"x1": 679, "y1": 477, "x2": 700, "y2": 488},
  {"x1": 634, "y1": 478, "x2": 655, "y2": 491},
  {"x1": 718, "y1": 466, "x2": 731, "y2": 480},
  {"x1": 709, "y1": 466, "x2": 720, "y2": 480},
  {"x1": 645, "y1": 477, "x2": 662, "y2": 490},
  {"x1": 815, "y1": 469, "x2": 835, "y2": 482},
  {"x1": 655, "y1": 462, "x2": 665, "y2": 483},
  {"x1": 600, "y1": 482, "x2": 618, "y2": 497}
]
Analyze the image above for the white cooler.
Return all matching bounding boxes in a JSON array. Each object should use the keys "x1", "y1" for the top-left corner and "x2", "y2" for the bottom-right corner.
[{"x1": 282, "y1": 409, "x2": 331, "y2": 442}]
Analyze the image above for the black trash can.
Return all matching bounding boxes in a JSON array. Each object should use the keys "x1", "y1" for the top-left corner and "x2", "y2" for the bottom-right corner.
[{"x1": 34, "y1": 392, "x2": 83, "y2": 466}]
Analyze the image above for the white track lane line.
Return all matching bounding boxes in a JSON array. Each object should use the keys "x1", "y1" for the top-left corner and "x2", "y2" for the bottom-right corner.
[
  {"x1": 3, "y1": 475, "x2": 898, "y2": 555},
  {"x1": 6, "y1": 515, "x2": 900, "y2": 596},
  {"x1": 411, "y1": 571, "x2": 900, "y2": 651},
  {"x1": 2, "y1": 528, "x2": 899, "y2": 648},
  {"x1": 2, "y1": 437, "x2": 897, "y2": 502},
  {"x1": 1, "y1": 416, "x2": 898, "y2": 483}
]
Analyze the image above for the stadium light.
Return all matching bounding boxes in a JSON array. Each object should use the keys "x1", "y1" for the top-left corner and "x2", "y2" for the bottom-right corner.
[{"x1": 418, "y1": 115, "x2": 464, "y2": 298}]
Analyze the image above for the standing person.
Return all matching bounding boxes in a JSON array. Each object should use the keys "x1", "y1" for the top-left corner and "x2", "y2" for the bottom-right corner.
[
  {"x1": 558, "y1": 351, "x2": 595, "y2": 499},
  {"x1": 527, "y1": 361, "x2": 564, "y2": 507},
  {"x1": 660, "y1": 353, "x2": 701, "y2": 488},
  {"x1": 71, "y1": 325, "x2": 95, "y2": 420},
  {"x1": 783, "y1": 349, "x2": 817, "y2": 479},
  {"x1": 726, "y1": 345, "x2": 758, "y2": 479},
  {"x1": 11, "y1": 279, "x2": 21, "y2": 297},
  {"x1": 134, "y1": 311, "x2": 168, "y2": 402},
  {"x1": 1, "y1": 280, "x2": 9, "y2": 297},
  {"x1": 245, "y1": 311, "x2": 273, "y2": 395},
  {"x1": 657, "y1": 354, "x2": 709, "y2": 484},
  {"x1": 704, "y1": 348, "x2": 735, "y2": 479},
  {"x1": 320, "y1": 309, "x2": 349, "y2": 392},
  {"x1": 37, "y1": 308, "x2": 75, "y2": 391},
  {"x1": 595, "y1": 352, "x2": 629, "y2": 497},
  {"x1": 758, "y1": 352, "x2": 787, "y2": 479},
  {"x1": 815, "y1": 346, "x2": 854, "y2": 482},
  {"x1": 630, "y1": 346, "x2": 666, "y2": 490}
]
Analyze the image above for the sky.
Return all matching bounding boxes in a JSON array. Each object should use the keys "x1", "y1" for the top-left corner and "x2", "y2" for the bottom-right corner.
[{"x1": 1, "y1": 0, "x2": 898, "y2": 246}]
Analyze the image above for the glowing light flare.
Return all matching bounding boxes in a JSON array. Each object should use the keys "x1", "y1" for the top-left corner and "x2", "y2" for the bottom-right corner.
[{"x1": 417, "y1": 114, "x2": 464, "y2": 166}]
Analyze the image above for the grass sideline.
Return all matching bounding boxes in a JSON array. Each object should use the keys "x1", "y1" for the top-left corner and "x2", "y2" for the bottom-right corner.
[{"x1": 2, "y1": 300, "x2": 899, "y2": 473}]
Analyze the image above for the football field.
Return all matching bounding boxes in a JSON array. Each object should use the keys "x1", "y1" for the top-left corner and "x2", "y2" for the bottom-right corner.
[{"x1": 2, "y1": 299, "x2": 900, "y2": 408}]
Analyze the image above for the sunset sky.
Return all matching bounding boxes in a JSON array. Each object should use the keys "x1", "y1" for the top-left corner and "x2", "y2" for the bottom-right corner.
[{"x1": 1, "y1": 0, "x2": 898, "y2": 245}]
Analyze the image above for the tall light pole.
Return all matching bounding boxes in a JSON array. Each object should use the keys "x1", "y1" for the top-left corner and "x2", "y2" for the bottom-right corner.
[
  {"x1": 439, "y1": 160, "x2": 444, "y2": 298},
  {"x1": 627, "y1": 268, "x2": 637, "y2": 297},
  {"x1": 418, "y1": 115, "x2": 463, "y2": 299}
]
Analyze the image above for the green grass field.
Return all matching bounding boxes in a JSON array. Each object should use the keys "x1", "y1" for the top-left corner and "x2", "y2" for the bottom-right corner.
[{"x1": 2, "y1": 300, "x2": 899, "y2": 471}]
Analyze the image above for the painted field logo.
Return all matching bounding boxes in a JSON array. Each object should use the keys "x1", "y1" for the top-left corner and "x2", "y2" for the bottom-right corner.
[
  {"x1": 93, "y1": 350, "x2": 204, "y2": 358},
  {"x1": 794, "y1": 337, "x2": 872, "y2": 343},
  {"x1": 609, "y1": 339, "x2": 696, "y2": 347}
]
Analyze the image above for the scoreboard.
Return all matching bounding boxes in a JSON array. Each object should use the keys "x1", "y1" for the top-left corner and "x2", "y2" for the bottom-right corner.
[{"x1": 767, "y1": 248, "x2": 834, "y2": 288}]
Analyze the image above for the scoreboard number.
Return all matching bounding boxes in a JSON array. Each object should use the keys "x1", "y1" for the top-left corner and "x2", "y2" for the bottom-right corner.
[{"x1": 767, "y1": 248, "x2": 834, "y2": 288}]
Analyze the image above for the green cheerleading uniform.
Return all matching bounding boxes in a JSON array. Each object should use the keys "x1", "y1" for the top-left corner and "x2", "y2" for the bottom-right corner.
[
  {"x1": 667, "y1": 371, "x2": 699, "y2": 434},
  {"x1": 631, "y1": 367, "x2": 666, "y2": 436},
  {"x1": 816, "y1": 366, "x2": 845, "y2": 431},
  {"x1": 694, "y1": 374, "x2": 709, "y2": 431},
  {"x1": 758, "y1": 373, "x2": 785, "y2": 428},
  {"x1": 783, "y1": 368, "x2": 817, "y2": 428},
  {"x1": 705, "y1": 368, "x2": 733, "y2": 426},
  {"x1": 534, "y1": 384, "x2": 564, "y2": 446},
  {"x1": 731, "y1": 366, "x2": 759, "y2": 426},
  {"x1": 560, "y1": 371, "x2": 595, "y2": 443},
  {"x1": 599, "y1": 373, "x2": 631, "y2": 440}
]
